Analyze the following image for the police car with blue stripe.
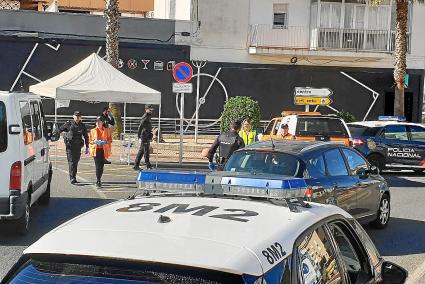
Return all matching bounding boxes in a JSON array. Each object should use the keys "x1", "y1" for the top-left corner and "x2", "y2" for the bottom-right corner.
[
  {"x1": 2, "y1": 170, "x2": 407, "y2": 284},
  {"x1": 348, "y1": 116, "x2": 425, "y2": 173}
]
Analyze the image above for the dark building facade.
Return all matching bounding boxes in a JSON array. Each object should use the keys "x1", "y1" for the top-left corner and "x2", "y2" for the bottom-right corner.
[{"x1": 0, "y1": 10, "x2": 423, "y2": 122}]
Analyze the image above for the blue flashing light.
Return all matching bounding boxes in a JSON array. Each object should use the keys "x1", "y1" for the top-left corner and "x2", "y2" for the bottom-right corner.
[
  {"x1": 378, "y1": 116, "x2": 406, "y2": 122},
  {"x1": 221, "y1": 177, "x2": 283, "y2": 189},
  {"x1": 138, "y1": 170, "x2": 206, "y2": 184},
  {"x1": 221, "y1": 176, "x2": 307, "y2": 190}
]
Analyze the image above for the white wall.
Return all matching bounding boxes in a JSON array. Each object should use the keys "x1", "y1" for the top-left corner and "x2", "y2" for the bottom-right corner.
[
  {"x1": 154, "y1": 0, "x2": 190, "y2": 20},
  {"x1": 410, "y1": 3, "x2": 425, "y2": 62},
  {"x1": 184, "y1": 0, "x2": 425, "y2": 70},
  {"x1": 191, "y1": 0, "x2": 250, "y2": 49}
]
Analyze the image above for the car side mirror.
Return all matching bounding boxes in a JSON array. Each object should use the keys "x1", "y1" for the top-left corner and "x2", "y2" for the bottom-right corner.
[
  {"x1": 356, "y1": 168, "x2": 367, "y2": 177},
  {"x1": 256, "y1": 127, "x2": 264, "y2": 134},
  {"x1": 369, "y1": 165, "x2": 379, "y2": 175},
  {"x1": 382, "y1": 261, "x2": 407, "y2": 284},
  {"x1": 46, "y1": 122, "x2": 60, "y2": 142}
]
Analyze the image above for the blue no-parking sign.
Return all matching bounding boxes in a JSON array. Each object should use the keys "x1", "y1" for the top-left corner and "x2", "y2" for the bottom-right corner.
[{"x1": 173, "y1": 62, "x2": 193, "y2": 83}]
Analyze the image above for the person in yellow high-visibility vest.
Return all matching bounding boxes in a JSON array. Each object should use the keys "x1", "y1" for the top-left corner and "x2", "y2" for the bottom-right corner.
[{"x1": 239, "y1": 118, "x2": 257, "y2": 145}]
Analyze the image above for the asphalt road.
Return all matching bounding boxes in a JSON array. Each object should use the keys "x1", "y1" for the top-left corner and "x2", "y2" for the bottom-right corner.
[{"x1": 1, "y1": 158, "x2": 425, "y2": 282}]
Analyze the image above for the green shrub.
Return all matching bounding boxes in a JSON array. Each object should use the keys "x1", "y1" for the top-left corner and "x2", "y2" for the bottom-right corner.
[
  {"x1": 220, "y1": 96, "x2": 261, "y2": 132},
  {"x1": 337, "y1": 111, "x2": 357, "y2": 123}
]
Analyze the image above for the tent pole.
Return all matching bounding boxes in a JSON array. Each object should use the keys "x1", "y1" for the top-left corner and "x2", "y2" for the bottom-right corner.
[
  {"x1": 156, "y1": 102, "x2": 161, "y2": 169},
  {"x1": 123, "y1": 103, "x2": 127, "y2": 134},
  {"x1": 54, "y1": 100, "x2": 57, "y2": 168}
]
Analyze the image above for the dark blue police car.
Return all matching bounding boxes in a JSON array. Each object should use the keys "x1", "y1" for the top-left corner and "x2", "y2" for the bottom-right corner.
[
  {"x1": 224, "y1": 139, "x2": 390, "y2": 228},
  {"x1": 348, "y1": 116, "x2": 425, "y2": 173}
]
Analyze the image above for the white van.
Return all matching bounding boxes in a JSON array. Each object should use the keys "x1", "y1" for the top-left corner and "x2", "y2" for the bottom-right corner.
[{"x1": 0, "y1": 92, "x2": 57, "y2": 234}]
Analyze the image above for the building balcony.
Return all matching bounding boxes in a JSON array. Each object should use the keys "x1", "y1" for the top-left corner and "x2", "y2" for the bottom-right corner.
[
  {"x1": 249, "y1": 24, "x2": 410, "y2": 55},
  {"x1": 249, "y1": 24, "x2": 310, "y2": 50}
]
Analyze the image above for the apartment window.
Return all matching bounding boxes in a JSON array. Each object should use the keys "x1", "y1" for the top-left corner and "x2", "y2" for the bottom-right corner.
[
  {"x1": 320, "y1": 2, "x2": 341, "y2": 28},
  {"x1": 273, "y1": 4, "x2": 288, "y2": 28},
  {"x1": 344, "y1": 4, "x2": 366, "y2": 29}
]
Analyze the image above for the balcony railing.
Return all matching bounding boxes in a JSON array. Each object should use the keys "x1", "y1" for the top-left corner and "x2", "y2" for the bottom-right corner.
[
  {"x1": 249, "y1": 25, "x2": 410, "y2": 53},
  {"x1": 249, "y1": 24, "x2": 310, "y2": 49},
  {"x1": 311, "y1": 28, "x2": 410, "y2": 53}
]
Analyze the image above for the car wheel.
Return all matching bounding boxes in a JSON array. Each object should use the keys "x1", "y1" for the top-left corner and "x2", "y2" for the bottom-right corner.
[
  {"x1": 372, "y1": 194, "x2": 390, "y2": 229},
  {"x1": 14, "y1": 200, "x2": 30, "y2": 235},
  {"x1": 367, "y1": 154, "x2": 385, "y2": 173},
  {"x1": 39, "y1": 170, "x2": 52, "y2": 206}
]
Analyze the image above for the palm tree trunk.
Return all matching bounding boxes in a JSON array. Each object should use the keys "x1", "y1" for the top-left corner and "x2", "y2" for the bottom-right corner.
[
  {"x1": 105, "y1": 0, "x2": 123, "y2": 138},
  {"x1": 393, "y1": 0, "x2": 408, "y2": 117}
]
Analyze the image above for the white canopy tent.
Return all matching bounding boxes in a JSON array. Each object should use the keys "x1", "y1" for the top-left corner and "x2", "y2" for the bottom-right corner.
[
  {"x1": 30, "y1": 53, "x2": 161, "y2": 104},
  {"x1": 29, "y1": 53, "x2": 162, "y2": 165}
]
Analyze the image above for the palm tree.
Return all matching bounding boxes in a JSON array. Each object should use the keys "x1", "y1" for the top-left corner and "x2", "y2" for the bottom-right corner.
[
  {"x1": 370, "y1": 0, "x2": 423, "y2": 117},
  {"x1": 105, "y1": 0, "x2": 123, "y2": 138}
]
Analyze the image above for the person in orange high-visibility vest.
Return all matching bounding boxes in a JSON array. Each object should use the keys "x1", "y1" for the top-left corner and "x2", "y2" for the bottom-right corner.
[
  {"x1": 239, "y1": 118, "x2": 257, "y2": 146},
  {"x1": 89, "y1": 116, "x2": 112, "y2": 189}
]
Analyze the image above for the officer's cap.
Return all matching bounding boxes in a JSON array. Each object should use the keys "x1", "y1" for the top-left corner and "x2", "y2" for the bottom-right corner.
[
  {"x1": 145, "y1": 104, "x2": 154, "y2": 110},
  {"x1": 73, "y1": 111, "x2": 82, "y2": 117}
]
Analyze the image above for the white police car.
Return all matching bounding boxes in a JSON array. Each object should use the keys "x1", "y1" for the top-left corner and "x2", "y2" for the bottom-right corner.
[
  {"x1": 348, "y1": 116, "x2": 425, "y2": 172},
  {"x1": 2, "y1": 171, "x2": 407, "y2": 284}
]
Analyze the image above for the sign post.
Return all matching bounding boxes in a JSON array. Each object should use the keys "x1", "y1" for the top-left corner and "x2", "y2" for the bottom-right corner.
[
  {"x1": 179, "y1": 93, "x2": 184, "y2": 164},
  {"x1": 173, "y1": 62, "x2": 193, "y2": 164},
  {"x1": 294, "y1": 87, "x2": 333, "y2": 111}
]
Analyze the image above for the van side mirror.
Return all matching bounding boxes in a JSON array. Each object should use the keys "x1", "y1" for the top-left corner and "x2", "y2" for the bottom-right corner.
[
  {"x1": 382, "y1": 261, "x2": 407, "y2": 284},
  {"x1": 9, "y1": 125, "x2": 21, "y2": 135},
  {"x1": 46, "y1": 122, "x2": 60, "y2": 142}
]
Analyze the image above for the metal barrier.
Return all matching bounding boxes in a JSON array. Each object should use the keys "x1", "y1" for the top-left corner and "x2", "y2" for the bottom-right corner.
[
  {"x1": 46, "y1": 115, "x2": 222, "y2": 135},
  {"x1": 47, "y1": 115, "x2": 271, "y2": 164}
]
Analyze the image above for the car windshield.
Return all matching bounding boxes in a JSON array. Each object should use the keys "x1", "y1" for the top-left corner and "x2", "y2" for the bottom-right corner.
[
  {"x1": 296, "y1": 117, "x2": 348, "y2": 137},
  {"x1": 224, "y1": 150, "x2": 303, "y2": 177},
  {"x1": 7, "y1": 258, "x2": 245, "y2": 284},
  {"x1": 348, "y1": 125, "x2": 381, "y2": 137},
  {"x1": 0, "y1": 102, "x2": 7, "y2": 153}
]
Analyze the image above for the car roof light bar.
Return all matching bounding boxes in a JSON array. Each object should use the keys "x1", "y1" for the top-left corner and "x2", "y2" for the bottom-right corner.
[
  {"x1": 378, "y1": 116, "x2": 406, "y2": 121},
  {"x1": 137, "y1": 171, "x2": 309, "y2": 201}
]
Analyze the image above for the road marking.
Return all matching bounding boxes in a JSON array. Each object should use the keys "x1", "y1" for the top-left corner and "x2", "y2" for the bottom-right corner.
[
  {"x1": 406, "y1": 258, "x2": 425, "y2": 284},
  {"x1": 78, "y1": 168, "x2": 136, "y2": 174},
  {"x1": 72, "y1": 172, "x2": 136, "y2": 178},
  {"x1": 100, "y1": 190, "x2": 135, "y2": 193},
  {"x1": 53, "y1": 166, "x2": 107, "y2": 199}
]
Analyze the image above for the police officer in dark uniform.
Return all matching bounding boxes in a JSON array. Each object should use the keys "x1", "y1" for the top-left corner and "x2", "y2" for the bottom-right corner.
[
  {"x1": 57, "y1": 111, "x2": 89, "y2": 184},
  {"x1": 207, "y1": 121, "x2": 245, "y2": 170},
  {"x1": 99, "y1": 106, "x2": 115, "y2": 164},
  {"x1": 133, "y1": 104, "x2": 154, "y2": 170},
  {"x1": 100, "y1": 106, "x2": 115, "y2": 129}
]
